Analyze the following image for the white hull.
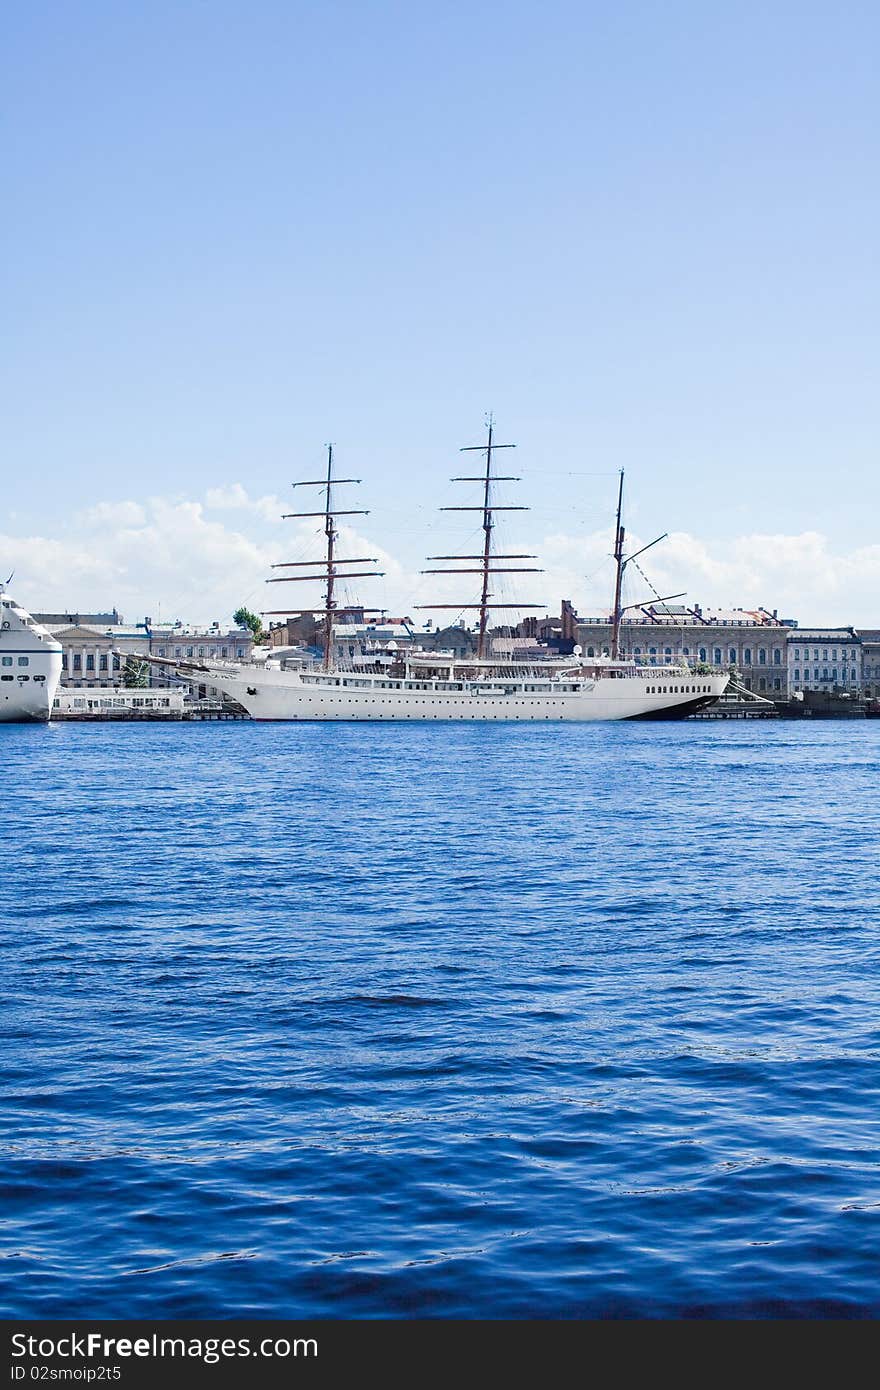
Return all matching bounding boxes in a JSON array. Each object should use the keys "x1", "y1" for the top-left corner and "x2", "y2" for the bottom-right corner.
[
  {"x1": 201, "y1": 663, "x2": 729, "y2": 722},
  {"x1": 0, "y1": 591, "x2": 63, "y2": 723}
]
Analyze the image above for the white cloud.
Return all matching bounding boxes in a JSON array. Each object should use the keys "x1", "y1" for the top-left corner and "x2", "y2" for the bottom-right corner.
[
  {"x1": 77, "y1": 500, "x2": 147, "y2": 528},
  {"x1": 2, "y1": 486, "x2": 880, "y2": 628},
  {"x1": 2, "y1": 496, "x2": 280, "y2": 627},
  {"x1": 204, "y1": 483, "x2": 283, "y2": 523}
]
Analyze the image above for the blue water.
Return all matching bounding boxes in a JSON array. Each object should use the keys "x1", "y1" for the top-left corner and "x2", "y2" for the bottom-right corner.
[{"x1": 1, "y1": 719, "x2": 879, "y2": 1318}]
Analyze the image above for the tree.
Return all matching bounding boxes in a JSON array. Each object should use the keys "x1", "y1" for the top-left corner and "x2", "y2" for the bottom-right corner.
[
  {"x1": 234, "y1": 606, "x2": 264, "y2": 641},
  {"x1": 122, "y1": 656, "x2": 150, "y2": 688}
]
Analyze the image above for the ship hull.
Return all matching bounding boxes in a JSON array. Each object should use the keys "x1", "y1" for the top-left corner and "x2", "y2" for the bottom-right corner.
[
  {"x1": 200, "y1": 665, "x2": 729, "y2": 722},
  {"x1": 0, "y1": 628, "x2": 63, "y2": 723}
]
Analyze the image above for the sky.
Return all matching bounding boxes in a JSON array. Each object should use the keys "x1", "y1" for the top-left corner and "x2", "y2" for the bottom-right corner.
[{"x1": 2, "y1": 1, "x2": 878, "y2": 627}]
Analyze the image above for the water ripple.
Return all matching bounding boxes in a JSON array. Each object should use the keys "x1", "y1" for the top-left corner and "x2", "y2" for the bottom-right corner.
[{"x1": 1, "y1": 719, "x2": 879, "y2": 1316}]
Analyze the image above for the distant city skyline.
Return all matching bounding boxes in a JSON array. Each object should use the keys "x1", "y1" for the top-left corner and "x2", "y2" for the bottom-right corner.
[{"x1": 3, "y1": 3, "x2": 878, "y2": 623}]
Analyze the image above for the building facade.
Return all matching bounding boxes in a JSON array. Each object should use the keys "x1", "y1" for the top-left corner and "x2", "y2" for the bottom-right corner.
[
  {"x1": 858, "y1": 631, "x2": 880, "y2": 698},
  {"x1": 43, "y1": 613, "x2": 254, "y2": 694},
  {"x1": 574, "y1": 605, "x2": 795, "y2": 697},
  {"x1": 786, "y1": 628, "x2": 863, "y2": 695}
]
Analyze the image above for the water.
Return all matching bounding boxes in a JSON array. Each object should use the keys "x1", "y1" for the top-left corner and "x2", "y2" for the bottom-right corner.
[{"x1": 2, "y1": 719, "x2": 879, "y2": 1318}]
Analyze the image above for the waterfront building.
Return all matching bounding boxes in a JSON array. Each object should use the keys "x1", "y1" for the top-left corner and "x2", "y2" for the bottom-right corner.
[
  {"x1": 42, "y1": 612, "x2": 253, "y2": 697},
  {"x1": 47, "y1": 622, "x2": 149, "y2": 687},
  {"x1": 787, "y1": 628, "x2": 863, "y2": 695},
  {"x1": 574, "y1": 605, "x2": 795, "y2": 697},
  {"x1": 857, "y1": 631, "x2": 880, "y2": 699},
  {"x1": 150, "y1": 621, "x2": 253, "y2": 675}
]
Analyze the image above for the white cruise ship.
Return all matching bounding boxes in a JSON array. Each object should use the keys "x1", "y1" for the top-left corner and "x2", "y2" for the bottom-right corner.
[
  {"x1": 185, "y1": 650, "x2": 728, "y2": 722},
  {"x1": 166, "y1": 428, "x2": 729, "y2": 722},
  {"x1": 0, "y1": 584, "x2": 63, "y2": 722}
]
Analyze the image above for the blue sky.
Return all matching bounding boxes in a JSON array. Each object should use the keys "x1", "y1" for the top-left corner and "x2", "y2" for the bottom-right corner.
[{"x1": 2, "y1": 2, "x2": 878, "y2": 624}]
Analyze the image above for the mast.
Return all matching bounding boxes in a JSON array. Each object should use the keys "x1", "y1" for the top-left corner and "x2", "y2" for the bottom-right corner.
[
  {"x1": 476, "y1": 418, "x2": 498, "y2": 659},
  {"x1": 265, "y1": 445, "x2": 384, "y2": 670},
  {"x1": 608, "y1": 473, "x2": 681, "y2": 660},
  {"x1": 417, "y1": 417, "x2": 545, "y2": 659},
  {"x1": 610, "y1": 469, "x2": 625, "y2": 660},
  {"x1": 323, "y1": 444, "x2": 336, "y2": 668}
]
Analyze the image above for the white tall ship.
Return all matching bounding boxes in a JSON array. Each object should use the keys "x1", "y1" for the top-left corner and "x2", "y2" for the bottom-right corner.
[
  {"x1": 0, "y1": 582, "x2": 63, "y2": 722},
  {"x1": 171, "y1": 428, "x2": 729, "y2": 722}
]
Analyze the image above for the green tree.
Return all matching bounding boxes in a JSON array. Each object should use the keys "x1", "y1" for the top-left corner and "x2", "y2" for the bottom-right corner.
[
  {"x1": 122, "y1": 656, "x2": 150, "y2": 688},
  {"x1": 234, "y1": 606, "x2": 264, "y2": 641}
]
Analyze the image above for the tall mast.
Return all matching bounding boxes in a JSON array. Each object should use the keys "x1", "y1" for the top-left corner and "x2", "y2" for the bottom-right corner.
[
  {"x1": 264, "y1": 445, "x2": 384, "y2": 670},
  {"x1": 610, "y1": 469, "x2": 625, "y2": 660},
  {"x1": 476, "y1": 418, "x2": 497, "y2": 660},
  {"x1": 417, "y1": 417, "x2": 545, "y2": 658},
  {"x1": 322, "y1": 445, "x2": 336, "y2": 670},
  {"x1": 608, "y1": 473, "x2": 682, "y2": 660}
]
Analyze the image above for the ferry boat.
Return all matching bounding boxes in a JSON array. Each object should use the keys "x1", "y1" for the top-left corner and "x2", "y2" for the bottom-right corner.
[
  {"x1": 164, "y1": 427, "x2": 729, "y2": 721},
  {"x1": 0, "y1": 582, "x2": 63, "y2": 722}
]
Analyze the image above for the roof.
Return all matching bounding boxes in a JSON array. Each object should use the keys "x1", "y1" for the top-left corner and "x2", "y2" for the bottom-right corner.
[{"x1": 34, "y1": 610, "x2": 121, "y2": 626}]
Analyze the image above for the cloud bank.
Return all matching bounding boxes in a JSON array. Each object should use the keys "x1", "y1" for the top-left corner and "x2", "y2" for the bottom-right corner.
[{"x1": 2, "y1": 485, "x2": 879, "y2": 629}]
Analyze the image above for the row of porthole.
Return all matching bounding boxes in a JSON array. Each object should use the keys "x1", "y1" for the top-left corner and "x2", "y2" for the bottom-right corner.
[
  {"x1": 309, "y1": 698, "x2": 572, "y2": 705},
  {"x1": 307, "y1": 709, "x2": 558, "y2": 718},
  {"x1": 647, "y1": 685, "x2": 711, "y2": 694}
]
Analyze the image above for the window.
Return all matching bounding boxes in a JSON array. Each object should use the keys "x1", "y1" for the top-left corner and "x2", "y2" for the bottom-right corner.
[
  {"x1": 221, "y1": 646, "x2": 228, "y2": 657},
  {"x1": 86, "y1": 654, "x2": 95, "y2": 671},
  {"x1": 744, "y1": 649, "x2": 752, "y2": 664},
  {"x1": 158, "y1": 647, "x2": 166, "y2": 657},
  {"x1": 774, "y1": 679, "x2": 781, "y2": 690},
  {"x1": 186, "y1": 646, "x2": 194, "y2": 657},
  {"x1": 729, "y1": 648, "x2": 736, "y2": 664},
  {"x1": 713, "y1": 648, "x2": 722, "y2": 665},
  {"x1": 99, "y1": 654, "x2": 108, "y2": 671},
  {"x1": 699, "y1": 647, "x2": 707, "y2": 662},
  {"x1": 113, "y1": 656, "x2": 121, "y2": 671},
  {"x1": 0, "y1": 656, "x2": 10, "y2": 667},
  {"x1": 198, "y1": 646, "x2": 205, "y2": 657},
  {"x1": 73, "y1": 654, "x2": 82, "y2": 670},
  {"x1": 794, "y1": 669, "x2": 800, "y2": 682},
  {"x1": 773, "y1": 649, "x2": 781, "y2": 665},
  {"x1": 237, "y1": 647, "x2": 245, "y2": 657},
  {"x1": 175, "y1": 647, "x2": 182, "y2": 657},
  {"x1": 18, "y1": 656, "x2": 29, "y2": 667},
  {"x1": 758, "y1": 649, "x2": 766, "y2": 664}
]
